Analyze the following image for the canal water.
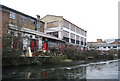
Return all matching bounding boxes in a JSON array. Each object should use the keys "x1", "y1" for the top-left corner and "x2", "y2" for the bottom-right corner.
[{"x1": 2, "y1": 60, "x2": 119, "y2": 79}]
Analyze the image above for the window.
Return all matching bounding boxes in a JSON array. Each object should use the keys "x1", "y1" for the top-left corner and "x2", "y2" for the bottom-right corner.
[
  {"x1": 63, "y1": 31, "x2": 69, "y2": 37},
  {"x1": 71, "y1": 33, "x2": 75, "y2": 39},
  {"x1": 70, "y1": 24, "x2": 75, "y2": 31},
  {"x1": 71, "y1": 39, "x2": 75, "y2": 44},
  {"x1": 76, "y1": 35, "x2": 79, "y2": 40},
  {"x1": 76, "y1": 40, "x2": 79, "y2": 44},
  {"x1": 63, "y1": 20, "x2": 69, "y2": 29},
  {"x1": 84, "y1": 42, "x2": 86, "y2": 46},
  {"x1": 113, "y1": 46, "x2": 117, "y2": 48},
  {"x1": 76, "y1": 27, "x2": 80, "y2": 33},
  {"x1": 79, "y1": 29, "x2": 82, "y2": 35},
  {"x1": 63, "y1": 37, "x2": 69, "y2": 42},
  {"x1": 31, "y1": 19, "x2": 36, "y2": 26},
  {"x1": 81, "y1": 41, "x2": 83, "y2": 45},
  {"x1": 53, "y1": 32, "x2": 58, "y2": 38},
  {"x1": 20, "y1": 15, "x2": 27, "y2": 22},
  {"x1": 9, "y1": 11, "x2": 16, "y2": 19}
]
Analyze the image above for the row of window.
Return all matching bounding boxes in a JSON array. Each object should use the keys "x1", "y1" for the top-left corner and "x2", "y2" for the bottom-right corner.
[
  {"x1": 63, "y1": 20, "x2": 86, "y2": 36},
  {"x1": 63, "y1": 31, "x2": 86, "y2": 41},
  {"x1": 48, "y1": 41, "x2": 65, "y2": 48},
  {"x1": 63, "y1": 37, "x2": 86, "y2": 45},
  {"x1": 47, "y1": 32, "x2": 58, "y2": 38},
  {"x1": 9, "y1": 11, "x2": 36, "y2": 26},
  {"x1": 97, "y1": 46, "x2": 118, "y2": 49}
]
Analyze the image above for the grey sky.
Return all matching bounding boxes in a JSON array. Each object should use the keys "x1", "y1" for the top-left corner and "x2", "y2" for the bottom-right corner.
[{"x1": 0, "y1": 0, "x2": 119, "y2": 42}]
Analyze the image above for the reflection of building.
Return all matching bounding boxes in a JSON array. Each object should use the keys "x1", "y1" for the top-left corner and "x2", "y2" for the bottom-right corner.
[
  {"x1": 41, "y1": 15, "x2": 87, "y2": 48},
  {"x1": 87, "y1": 39, "x2": 120, "y2": 51}
]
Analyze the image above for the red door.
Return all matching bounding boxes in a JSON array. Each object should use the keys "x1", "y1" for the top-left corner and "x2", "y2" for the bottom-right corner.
[{"x1": 31, "y1": 40, "x2": 35, "y2": 52}]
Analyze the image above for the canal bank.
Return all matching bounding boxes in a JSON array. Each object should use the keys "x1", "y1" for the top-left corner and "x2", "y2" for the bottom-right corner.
[
  {"x1": 2, "y1": 49, "x2": 117, "y2": 67},
  {"x1": 2, "y1": 54, "x2": 117, "y2": 67}
]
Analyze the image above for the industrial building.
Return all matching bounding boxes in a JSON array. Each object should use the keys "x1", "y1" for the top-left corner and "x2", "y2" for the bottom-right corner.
[{"x1": 41, "y1": 15, "x2": 87, "y2": 49}]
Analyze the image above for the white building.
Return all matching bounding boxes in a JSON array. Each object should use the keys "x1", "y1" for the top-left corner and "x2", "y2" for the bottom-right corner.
[
  {"x1": 41, "y1": 15, "x2": 87, "y2": 48},
  {"x1": 87, "y1": 39, "x2": 120, "y2": 51}
]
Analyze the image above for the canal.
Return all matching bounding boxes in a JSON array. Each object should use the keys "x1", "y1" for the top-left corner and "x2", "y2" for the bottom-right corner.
[{"x1": 2, "y1": 60, "x2": 119, "y2": 80}]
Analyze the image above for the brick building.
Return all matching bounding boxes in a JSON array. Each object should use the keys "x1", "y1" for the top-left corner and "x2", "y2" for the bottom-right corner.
[{"x1": 1, "y1": 5, "x2": 65, "y2": 56}]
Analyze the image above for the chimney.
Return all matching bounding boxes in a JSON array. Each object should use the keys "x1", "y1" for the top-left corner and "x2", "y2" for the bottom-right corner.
[
  {"x1": 36, "y1": 15, "x2": 41, "y2": 31},
  {"x1": 97, "y1": 39, "x2": 102, "y2": 43},
  {"x1": 36, "y1": 15, "x2": 40, "y2": 21}
]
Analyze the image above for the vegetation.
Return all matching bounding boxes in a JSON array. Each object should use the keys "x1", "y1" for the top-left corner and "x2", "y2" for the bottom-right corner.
[
  {"x1": 2, "y1": 32, "x2": 118, "y2": 66},
  {"x1": 64, "y1": 47, "x2": 118, "y2": 61},
  {"x1": 2, "y1": 33, "x2": 23, "y2": 57}
]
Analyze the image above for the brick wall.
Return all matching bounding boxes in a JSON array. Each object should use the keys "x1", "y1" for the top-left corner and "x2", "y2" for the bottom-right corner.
[{"x1": 1, "y1": 11, "x2": 9, "y2": 36}]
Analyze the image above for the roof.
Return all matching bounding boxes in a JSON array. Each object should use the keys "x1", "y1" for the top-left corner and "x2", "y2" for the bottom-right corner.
[
  {"x1": 9, "y1": 24, "x2": 65, "y2": 42},
  {"x1": 41, "y1": 14, "x2": 63, "y2": 20},
  {"x1": 0, "y1": 4, "x2": 37, "y2": 20},
  {"x1": 111, "y1": 42, "x2": 120, "y2": 44},
  {"x1": 87, "y1": 42, "x2": 106, "y2": 44}
]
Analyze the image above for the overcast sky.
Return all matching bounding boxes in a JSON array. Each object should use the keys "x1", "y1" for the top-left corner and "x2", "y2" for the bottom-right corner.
[{"x1": 0, "y1": 0, "x2": 119, "y2": 42}]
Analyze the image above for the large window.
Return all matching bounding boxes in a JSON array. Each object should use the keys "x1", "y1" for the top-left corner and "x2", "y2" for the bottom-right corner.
[
  {"x1": 20, "y1": 15, "x2": 27, "y2": 23},
  {"x1": 83, "y1": 31, "x2": 86, "y2": 36},
  {"x1": 53, "y1": 32, "x2": 58, "y2": 38},
  {"x1": 71, "y1": 39, "x2": 75, "y2": 44},
  {"x1": 76, "y1": 27, "x2": 80, "y2": 33},
  {"x1": 70, "y1": 24, "x2": 75, "y2": 31},
  {"x1": 81, "y1": 37, "x2": 83, "y2": 45},
  {"x1": 71, "y1": 33, "x2": 75, "y2": 39},
  {"x1": 79, "y1": 29, "x2": 82, "y2": 35},
  {"x1": 63, "y1": 37, "x2": 69, "y2": 42},
  {"x1": 76, "y1": 35, "x2": 79, "y2": 40},
  {"x1": 9, "y1": 11, "x2": 16, "y2": 19},
  {"x1": 76, "y1": 40, "x2": 79, "y2": 44},
  {"x1": 31, "y1": 19, "x2": 36, "y2": 26},
  {"x1": 47, "y1": 32, "x2": 58, "y2": 38},
  {"x1": 76, "y1": 35, "x2": 79, "y2": 44},
  {"x1": 81, "y1": 41, "x2": 83, "y2": 45},
  {"x1": 63, "y1": 30, "x2": 69, "y2": 38},
  {"x1": 63, "y1": 20, "x2": 69, "y2": 29},
  {"x1": 113, "y1": 46, "x2": 117, "y2": 48}
]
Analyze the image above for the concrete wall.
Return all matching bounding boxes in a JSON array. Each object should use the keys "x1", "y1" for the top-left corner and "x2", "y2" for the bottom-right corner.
[{"x1": 41, "y1": 15, "x2": 63, "y2": 29}]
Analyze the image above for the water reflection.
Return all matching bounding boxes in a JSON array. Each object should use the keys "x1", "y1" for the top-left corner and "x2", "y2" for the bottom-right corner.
[
  {"x1": 2, "y1": 60, "x2": 118, "y2": 79},
  {"x1": 21, "y1": 66, "x2": 87, "y2": 79}
]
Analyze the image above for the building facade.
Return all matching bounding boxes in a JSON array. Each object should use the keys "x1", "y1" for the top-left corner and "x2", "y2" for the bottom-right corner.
[{"x1": 41, "y1": 15, "x2": 87, "y2": 48}]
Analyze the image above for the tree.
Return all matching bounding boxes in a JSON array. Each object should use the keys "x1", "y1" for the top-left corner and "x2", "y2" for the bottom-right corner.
[{"x1": 2, "y1": 26, "x2": 23, "y2": 57}]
